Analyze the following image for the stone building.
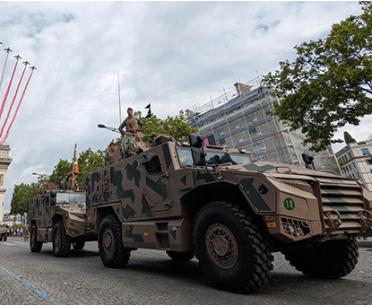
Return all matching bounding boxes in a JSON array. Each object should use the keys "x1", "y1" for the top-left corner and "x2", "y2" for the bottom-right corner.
[
  {"x1": 335, "y1": 139, "x2": 372, "y2": 191},
  {"x1": 0, "y1": 144, "x2": 12, "y2": 223},
  {"x1": 188, "y1": 80, "x2": 340, "y2": 174}
]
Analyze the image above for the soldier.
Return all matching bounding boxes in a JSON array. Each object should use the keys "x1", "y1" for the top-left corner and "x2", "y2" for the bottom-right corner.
[
  {"x1": 124, "y1": 129, "x2": 148, "y2": 157},
  {"x1": 119, "y1": 107, "x2": 143, "y2": 135},
  {"x1": 105, "y1": 140, "x2": 117, "y2": 165},
  {"x1": 119, "y1": 107, "x2": 144, "y2": 157}
]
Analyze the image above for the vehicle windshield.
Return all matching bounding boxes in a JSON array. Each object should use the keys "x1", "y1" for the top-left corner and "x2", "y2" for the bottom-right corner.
[
  {"x1": 56, "y1": 192, "x2": 86, "y2": 207},
  {"x1": 177, "y1": 147, "x2": 251, "y2": 167}
]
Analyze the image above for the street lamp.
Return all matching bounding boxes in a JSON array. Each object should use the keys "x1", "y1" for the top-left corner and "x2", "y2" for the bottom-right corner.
[{"x1": 32, "y1": 172, "x2": 47, "y2": 180}]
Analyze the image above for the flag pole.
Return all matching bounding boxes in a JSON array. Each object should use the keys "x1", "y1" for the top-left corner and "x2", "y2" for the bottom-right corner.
[{"x1": 117, "y1": 72, "x2": 122, "y2": 125}]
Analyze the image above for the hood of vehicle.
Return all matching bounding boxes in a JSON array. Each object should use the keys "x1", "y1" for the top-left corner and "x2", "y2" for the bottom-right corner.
[{"x1": 219, "y1": 161, "x2": 342, "y2": 179}]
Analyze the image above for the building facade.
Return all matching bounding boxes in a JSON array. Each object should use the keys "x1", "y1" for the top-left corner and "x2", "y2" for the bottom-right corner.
[
  {"x1": 0, "y1": 144, "x2": 12, "y2": 223},
  {"x1": 335, "y1": 140, "x2": 372, "y2": 191},
  {"x1": 188, "y1": 81, "x2": 340, "y2": 174}
]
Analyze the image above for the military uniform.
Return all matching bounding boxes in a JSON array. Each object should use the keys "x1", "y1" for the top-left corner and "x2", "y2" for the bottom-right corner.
[{"x1": 124, "y1": 136, "x2": 148, "y2": 157}]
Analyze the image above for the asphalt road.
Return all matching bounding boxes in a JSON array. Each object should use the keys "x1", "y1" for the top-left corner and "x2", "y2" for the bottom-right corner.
[{"x1": 0, "y1": 237, "x2": 372, "y2": 305}]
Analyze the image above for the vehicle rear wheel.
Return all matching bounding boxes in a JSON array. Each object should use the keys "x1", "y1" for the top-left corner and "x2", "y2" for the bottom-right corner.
[
  {"x1": 283, "y1": 239, "x2": 358, "y2": 279},
  {"x1": 194, "y1": 201, "x2": 273, "y2": 293},
  {"x1": 72, "y1": 241, "x2": 85, "y2": 250},
  {"x1": 30, "y1": 225, "x2": 42, "y2": 252},
  {"x1": 0, "y1": 237, "x2": 2, "y2": 241},
  {"x1": 166, "y1": 251, "x2": 194, "y2": 262},
  {"x1": 98, "y1": 215, "x2": 130, "y2": 268},
  {"x1": 53, "y1": 221, "x2": 71, "y2": 257}
]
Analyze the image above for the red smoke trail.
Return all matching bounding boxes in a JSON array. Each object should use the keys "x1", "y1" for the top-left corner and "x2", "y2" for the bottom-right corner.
[
  {"x1": 1, "y1": 69, "x2": 34, "y2": 144},
  {"x1": 0, "y1": 57, "x2": 20, "y2": 119},
  {"x1": 0, "y1": 51, "x2": 11, "y2": 93},
  {"x1": 0, "y1": 64, "x2": 27, "y2": 139}
]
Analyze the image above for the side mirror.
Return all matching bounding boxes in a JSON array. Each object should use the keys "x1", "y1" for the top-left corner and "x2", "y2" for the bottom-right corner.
[
  {"x1": 189, "y1": 134, "x2": 203, "y2": 148},
  {"x1": 142, "y1": 154, "x2": 162, "y2": 174},
  {"x1": 302, "y1": 153, "x2": 314, "y2": 169}
]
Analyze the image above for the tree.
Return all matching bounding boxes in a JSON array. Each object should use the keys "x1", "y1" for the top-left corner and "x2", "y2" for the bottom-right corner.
[
  {"x1": 344, "y1": 131, "x2": 357, "y2": 144},
  {"x1": 76, "y1": 148, "x2": 105, "y2": 185},
  {"x1": 137, "y1": 110, "x2": 197, "y2": 142},
  {"x1": 48, "y1": 159, "x2": 71, "y2": 186},
  {"x1": 10, "y1": 183, "x2": 40, "y2": 214},
  {"x1": 263, "y1": 2, "x2": 372, "y2": 152}
]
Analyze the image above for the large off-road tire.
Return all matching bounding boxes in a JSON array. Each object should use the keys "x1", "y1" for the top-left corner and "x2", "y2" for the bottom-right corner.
[
  {"x1": 30, "y1": 225, "x2": 43, "y2": 252},
  {"x1": 283, "y1": 239, "x2": 358, "y2": 279},
  {"x1": 166, "y1": 251, "x2": 194, "y2": 262},
  {"x1": 72, "y1": 241, "x2": 85, "y2": 251},
  {"x1": 194, "y1": 201, "x2": 273, "y2": 293},
  {"x1": 0, "y1": 236, "x2": 2, "y2": 241},
  {"x1": 52, "y1": 221, "x2": 71, "y2": 257},
  {"x1": 98, "y1": 215, "x2": 130, "y2": 268}
]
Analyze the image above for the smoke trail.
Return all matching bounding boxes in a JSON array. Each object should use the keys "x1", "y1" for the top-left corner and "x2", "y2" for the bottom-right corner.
[
  {"x1": 0, "y1": 56, "x2": 20, "y2": 119},
  {"x1": 0, "y1": 63, "x2": 27, "y2": 139},
  {"x1": 0, "y1": 50, "x2": 11, "y2": 93},
  {"x1": 1, "y1": 68, "x2": 34, "y2": 144}
]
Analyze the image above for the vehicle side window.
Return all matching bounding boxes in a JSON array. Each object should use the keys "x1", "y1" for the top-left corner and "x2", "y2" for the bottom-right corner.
[
  {"x1": 177, "y1": 147, "x2": 193, "y2": 166},
  {"x1": 143, "y1": 155, "x2": 162, "y2": 174}
]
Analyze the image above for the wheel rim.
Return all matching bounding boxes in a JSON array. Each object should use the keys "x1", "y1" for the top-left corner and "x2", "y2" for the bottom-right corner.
[
  {"x1": 205, "y1": 223, "x2": 239, "y2": 269},
  {"x1": 102, "y1": 229, "x2": 114, "y2": 257}
]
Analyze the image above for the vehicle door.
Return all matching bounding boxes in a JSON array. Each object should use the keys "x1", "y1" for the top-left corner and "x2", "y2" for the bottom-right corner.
[{"x1": 140, "y1": 146, "x2": 171, "y2": 216}]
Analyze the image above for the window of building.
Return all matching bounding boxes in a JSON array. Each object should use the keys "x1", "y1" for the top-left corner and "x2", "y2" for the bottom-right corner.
[
  {"x1": 367, "y1": 159, "x2": 372, "y2": 165},
  {"x1": 361, "y1": 148, "x2": 370, "y2": 156},
  {"x1": 0, "y1": 175, "x2": 3, "y2": 186}
]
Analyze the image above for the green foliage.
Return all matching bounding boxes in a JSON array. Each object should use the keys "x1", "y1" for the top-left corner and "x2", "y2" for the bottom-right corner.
[
  {"x1": 136, "y1": 110, "x2": 197, "y2": 142},
  {"x1": 76, "y1": 148, "x2": 105, "y2": 185},
  {"x1": 344, "y1": 131, "x2": 357, "y2": 144},
  {"x1": 263, "y1": 2, "x2": 372, "y2": 152},
  {"x1": 10, "y1": 183, "x2": 40, "y2": 214},
  {"x1": 48, "y1": 159, "x2": 70, "y2": 186}
]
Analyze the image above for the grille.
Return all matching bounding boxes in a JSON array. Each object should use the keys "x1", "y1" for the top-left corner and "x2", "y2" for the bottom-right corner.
[
  {"x1": 318, "y1": 178, "x2": 364, "y2": 233},
  {"x1": 277, "y1": 178, "x2": 313, "y2": 193}
]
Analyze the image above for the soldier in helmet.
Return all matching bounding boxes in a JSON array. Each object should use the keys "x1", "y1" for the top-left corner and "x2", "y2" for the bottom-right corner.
[
  {"x1": 119, "y1": 107, "x2": 144, "y2": 157},
  {"x1": 119, "y1": 107, "x2": 143, "y2": 135},
  {"x1": 124, "y1": 129, "x2": 148, "y2": 157}
]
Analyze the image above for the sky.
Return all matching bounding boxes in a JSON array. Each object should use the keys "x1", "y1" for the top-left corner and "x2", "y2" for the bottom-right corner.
[{"x1": 0, "y1": 1, "x2": 370, "y2": 213}]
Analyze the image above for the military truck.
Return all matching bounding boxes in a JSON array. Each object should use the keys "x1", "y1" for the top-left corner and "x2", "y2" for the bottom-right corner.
[
  {"x1": 28, "y1": 145, "x2": 97, "y2": 257},
  {"x1": 28, "y1": 188, "x2": 97, "y2": 257},
  {"x1": 0, "y1": 225, "x2": 7, "y2": 241},
  {"x1": 85, "y1": 135, "x2": 372, "y2": 293}
]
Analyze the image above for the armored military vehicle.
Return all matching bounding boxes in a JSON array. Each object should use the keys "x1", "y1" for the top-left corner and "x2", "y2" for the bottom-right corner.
[
  {"x1": 28, "y1": 145, "x2": 96, "y2": 257},
  {"x1": 28, "y1": 188, "x2": 96, "y2": 256},
  {"x1": 86, "y1": 135, "x2": 372, "y2": 293},
  {"x1": 0, "y1": 225, "x2": 7, "y2": 241}
]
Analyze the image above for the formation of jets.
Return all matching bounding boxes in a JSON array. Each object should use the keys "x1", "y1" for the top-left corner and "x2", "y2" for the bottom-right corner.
[{"x1": 0, "y1": 41, "x2": 37, "y2": 70}]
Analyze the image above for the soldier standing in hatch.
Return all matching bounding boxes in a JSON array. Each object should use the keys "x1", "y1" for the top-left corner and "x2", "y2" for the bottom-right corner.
[
  {"x1": 119, "y1": 107, "x2": 144, "y2": 157},
  {"x1": 124, "y1": 129, "x2": 148, "y2": 157}
]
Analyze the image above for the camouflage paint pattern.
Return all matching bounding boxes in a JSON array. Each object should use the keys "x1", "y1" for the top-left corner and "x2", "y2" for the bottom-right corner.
[
  {"x1": 27, "y1": 190, "x2": 94, "y2": 243},
  {"x1": 85, "y1": 139, "x2": 372, "y2": 251}
]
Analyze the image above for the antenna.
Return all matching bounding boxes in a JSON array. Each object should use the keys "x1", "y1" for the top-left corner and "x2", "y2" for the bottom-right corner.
[{"x1": 117, "y1": 72, "x2": 122, "y2": 125}]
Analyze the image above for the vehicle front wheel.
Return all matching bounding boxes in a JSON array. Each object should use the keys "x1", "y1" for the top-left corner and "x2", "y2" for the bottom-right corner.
[
  {"x1": 194, "y1": 201, "x2": 273, "y2": 293},
  {"x1": 98, "y1": 215, "x2": 130, "y2": 268},
  {"x1": 30, "y1": 225, "x2": 43, "y2": 252},
  {"x1": 283, "y1": 239, "x2": 358, "y2": 279},
  {"x1": 52, "y1": 221, "x2": 71, "y2": 257},
  {"x1": 166, "y1": 251, "x2": 194, "y2": 262}
]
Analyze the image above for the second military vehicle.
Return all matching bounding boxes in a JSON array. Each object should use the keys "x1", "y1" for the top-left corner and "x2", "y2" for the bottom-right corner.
[
  {"x1": 0, "y1": 224, "x2": 7, "y2": 241},
  {"x1": 85, "y1": 135, "x2": 372, "y2": 293},
  {"x1": 28, "y1": 145, "x2": 97, "y2": 257}
]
